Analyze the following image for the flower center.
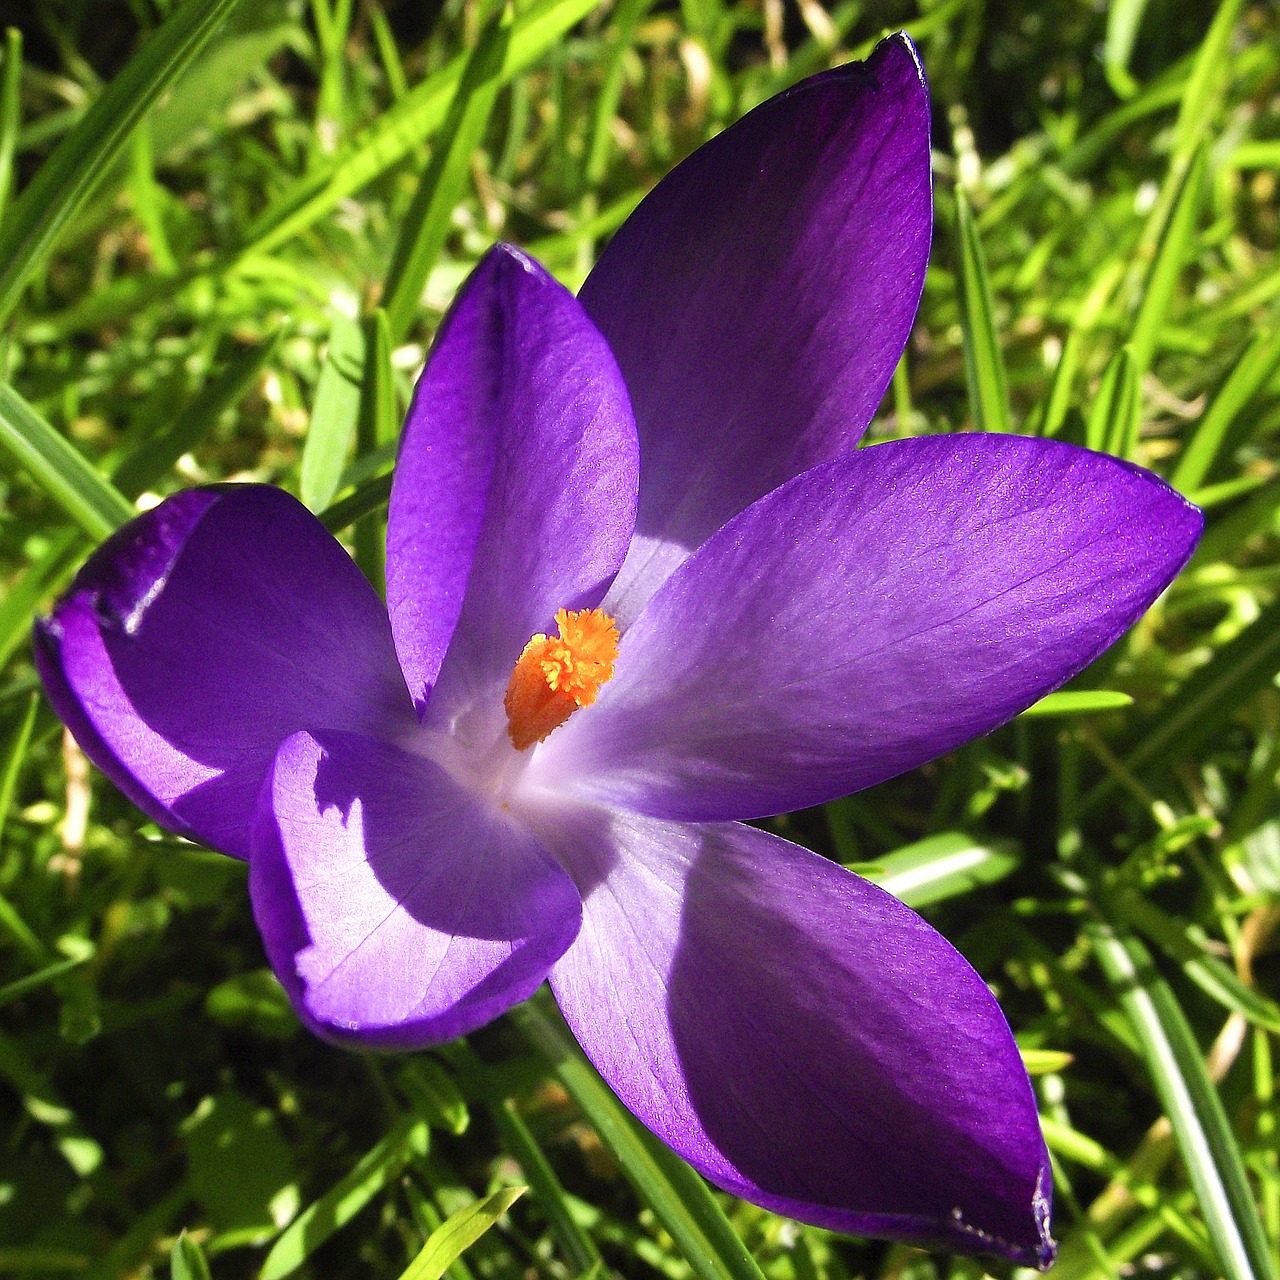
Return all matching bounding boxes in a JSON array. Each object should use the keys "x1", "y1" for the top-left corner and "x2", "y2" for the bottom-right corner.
[{"x1": 504, "y1": 607, "x2": 619, "y2": 751}]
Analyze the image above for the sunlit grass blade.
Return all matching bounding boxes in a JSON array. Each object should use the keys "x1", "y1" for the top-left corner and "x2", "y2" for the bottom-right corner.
[
  {"x1": 1103, "y1": 0, "x2": 1150, "y2": 98},
  {"x1": 396, "y1": 1059, "x2": 470, "y2": 1136},
  {"x1": 955, "y1": 189, "x2": 1012, "y2": 433},
  {"x1": 1170, "y1": 0, "x2": 1243, "y2": 165},
  {"x1": 851, "y1": 831, "x2": 1020, "y2": 909},
  {"x1": 1039, "y1": 329, "x2": 1082, "y2": 438},
  {"x1": 0, "y1": 0, "x2": 247, "y2": 326},
  {"x1": 396, "y1": 1186, "x2": 526, "y2": 1280},
  {"x1": 1086, "y1": 346, "x2": 1139, "y2": 458},
  {"x1": 320, "y1": 471, "x2": 393, "y2": 534},
  {"x1": 1022, "y1": 690, "x2": 1134, "y2": 718},
  {"x1": 301, "y1": 312, "x2": 366, "y2": 513},
  {"x1": 353, "y1": 309, "x2": 397, "y2": 587},
  {"x1": 241, "y1": 0, "x2": 600, "y2": 258},
  {"x1": 0, "y1": 27, "x2": 22, "y2": 224},
  {"x1": 383, "y1": 10, "x2": 510, "y2": 342},
  {"x1": 1128, "y1": 145, "x2": 1206, "y2": 374},
  {"x1": 170, "y1": 1231, "x2": 213, "y2": 1280},
  {"x1": 1089, "y1": 923, "x2": 1276, "y2": 1280},
  {"x1": 440, "y1": 1040, "x2": 607, "y2": 1276},
  {"x1": 0, "y1": 691, "x2": 36, "y2": 843},
  {"x1": 493, "y1": 1098, "x2": 608, "y2": 1277},
  {"x1": 0, "y1": 383, "x2": 133, "y2": 540},
  {"x1": 512, "y1": 1001, "x2": 770, "y2": 1280},
  {"x1": 311, "y1": 0, "x2": 356, "y2": 152},
  {"x1": 1108, "y1": 890, "x2": 1280, "y2": 1033},
  {"x1": 1172, "y1": 325, "x2": 1280, "y2": 493},
  {"x1": 260, "y1": 1116, "x2": 430, "y2": 1280}
]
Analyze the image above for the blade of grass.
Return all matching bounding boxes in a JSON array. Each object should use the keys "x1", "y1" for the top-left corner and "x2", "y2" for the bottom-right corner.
[
  {"x1": 240, "y1": 0, "x2": 599, "y2": 259},
  {"x1": 260, "y1": 1116, "x2": 430, "y2": 1280},
  {"x1": 1103, "y1": 0, "x2": 1150, "y2": 98},
  {"x1": 1089, "y1": 923, "x2": 1276, "y2": 1280},
  {"x1": 1128, "y1": 145, "x2": 1206, "y2": 374},
  {"x1": 319, "y1": 471, "x2": 393, "y2": 534},
  {"x1": 1042, "y1": 1117, "x2": 1214, "y2": 1266},
  {"x1": 1086, "y1": 346, "x2": 1139, "y2": 458},
  {"x1": 512, "y1": 1001, "x2": 770, "y2": 1280},
  {"x1": 0, "y1": 382, "x2": 134, "y2": 539},
  {"x1": 0, "y1": 28, "x2": 22, "y2": 225},
  {"x1": 396, "y1": 1186, "x2": 526, "y2": 1280},
  {"x1": 1107, "y1": 891, "x2": 1280, "y2": 1034},
  {"x1": 382, "y1": 9, "x2": 511, "y2": 341},
  {"x1": 0, "y1": 0, "x2": 247, "y2": 326},
  {"x1": 1170, "y1": 0, "x2": 1243, "y2": 166},
  {"x1": 1021, "y1": 690, "x2": 1134, "y2": 718},
  {"x1": 955, "y1": 189, "x2": 1012, "y2": 433},
  {"x1": 1171, "y1": 326, "x2": 1280, "y2": 493},
  {"x1": 493, "y1": 1098, "x2": 608, "y2": 1277},
  {"x1": 851, "y1": 831, "x2": 1020, "y2": 909},
  {"x1": 439, "y1": 1041, "x2": 607, "y2": 1276},
  {"x1": 301, "y1": 312, "x2": 366, "y2": 513},
  {"x1": 170, "y1": 1231, "x2": 214, "y2": 1280}
]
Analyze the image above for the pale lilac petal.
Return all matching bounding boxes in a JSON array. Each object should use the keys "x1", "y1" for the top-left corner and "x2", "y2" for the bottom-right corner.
[
  {"x1": 387, "y1": 244, "x2": 638, "y2": 718},
  {"x1": 531, "y1": 436, "x2": 1202, "y2": 821},
  {"x1": 529, "y1": 802, "x2": 1053, "y2": 1265},
  {"x1": 583, "y1": 34, "x2": 932, "y2": 624},
  {"x1": 250, "y1": 730, "x2": 581, "y2": 1047},
  {"x1": 34, "y1": 487, "x2": 414, "y2": 859}
]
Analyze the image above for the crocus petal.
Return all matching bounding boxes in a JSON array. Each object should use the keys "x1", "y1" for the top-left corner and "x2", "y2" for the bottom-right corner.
[
  {"x1": 387, "y1": 244, "x2": 638, "y2": 718},
  {"x1": 250, "y1": 729, "x2": 581, "y2": 1048},
  {"x1": 34, "y1": 487, "x2": 414, "y2": 859},
  {"x1": 531, "y1": 436, "x2": 1202, "y2": 821},
  {"x1": 530, "y1": 802, "x2": 1053, "y2": 1265},
  {"x1": 582, "y1": 34, "x2": 931, "y2": 625}
]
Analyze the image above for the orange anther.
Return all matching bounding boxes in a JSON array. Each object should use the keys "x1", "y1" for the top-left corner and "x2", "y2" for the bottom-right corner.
[{"x1": 504, "y1": 608, "x2": 619, "y2": 751}]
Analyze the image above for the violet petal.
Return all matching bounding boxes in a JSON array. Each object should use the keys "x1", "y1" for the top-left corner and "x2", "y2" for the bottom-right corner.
[
  {"x1": 583, "y1": 34, "x2": 932, "y2": 625},
  {"x1": 388, "y1": 244, "x2": 638, "y2": 719},
  {"x1": 34, "y1": 486, "x2": 414, "y2": 859},
  {"x1": 532, "y1": 435, "x2": 1202, "y2": 821},
  {"x1": 534, "y1": 802, "x2": 1053, "y2": 1265},
  {"x1": 251, "y1": 729, "x2": 582, "y2": 1048}
]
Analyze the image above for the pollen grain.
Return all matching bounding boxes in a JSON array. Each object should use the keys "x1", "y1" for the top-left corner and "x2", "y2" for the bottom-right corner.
[{"x1": 504, "y1": 607, "x2": 619, "y2": 751}]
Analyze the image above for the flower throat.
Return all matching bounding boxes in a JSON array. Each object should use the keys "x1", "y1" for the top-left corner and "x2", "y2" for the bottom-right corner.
[{"x1": 504, "y1": 608, "x2": 619, "y2": 751}]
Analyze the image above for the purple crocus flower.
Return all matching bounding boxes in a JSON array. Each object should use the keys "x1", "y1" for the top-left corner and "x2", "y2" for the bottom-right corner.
[{"x1": 35, "y1": 35, "x2": 1200, "y2": 1267}]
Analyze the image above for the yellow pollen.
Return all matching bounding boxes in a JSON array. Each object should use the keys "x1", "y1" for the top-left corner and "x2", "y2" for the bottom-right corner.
[{"x1": 504, "y1": 607, "x2": 620, "y2": 751}]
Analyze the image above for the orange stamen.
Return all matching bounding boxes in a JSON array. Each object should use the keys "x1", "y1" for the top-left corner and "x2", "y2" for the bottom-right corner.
[{"x1": 504, "y1": 607, "x2": 620, "y2": 751}]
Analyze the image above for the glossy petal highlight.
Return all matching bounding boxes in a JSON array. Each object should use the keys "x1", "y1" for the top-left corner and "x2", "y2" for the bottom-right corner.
[
  {"x1": 388, "y1": 244, "x2": 638, "y2": 718},
  {"x1": 34, "y1": 487, "x2": 414, "y2": 858},
  {"x1": 534, "y1": 435, "x2": 1203, "y2": 821},
  {"x1": 533, "y1": 803, "x2": 1053, "y2": 1265},
  {"x1": 252, "y1": 730, "x2": 582, "y2": 1048},
  {"x1": 583, "y1": 34, "x2": 932, "y2": 624}
]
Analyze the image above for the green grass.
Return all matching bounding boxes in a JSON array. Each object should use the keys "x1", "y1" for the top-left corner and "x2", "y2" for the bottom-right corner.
[{"x1": 0, "y1": 1, "x2": 1278, "y2": 1277}]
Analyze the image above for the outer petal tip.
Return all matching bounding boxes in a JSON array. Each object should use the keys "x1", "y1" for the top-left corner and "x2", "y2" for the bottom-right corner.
[
  {"x1": 868, "y1": 29, "x2": 927, "y2": 87},
  {"x1": 36, "y1": 484, "x2": 413, "y2": 858},
  {"x1": 583, "y1": 34, "x2": 933, "y2": 622},
  {"x1": 540, "y1": 808, "x2": 1054, "y2": 1263}
]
